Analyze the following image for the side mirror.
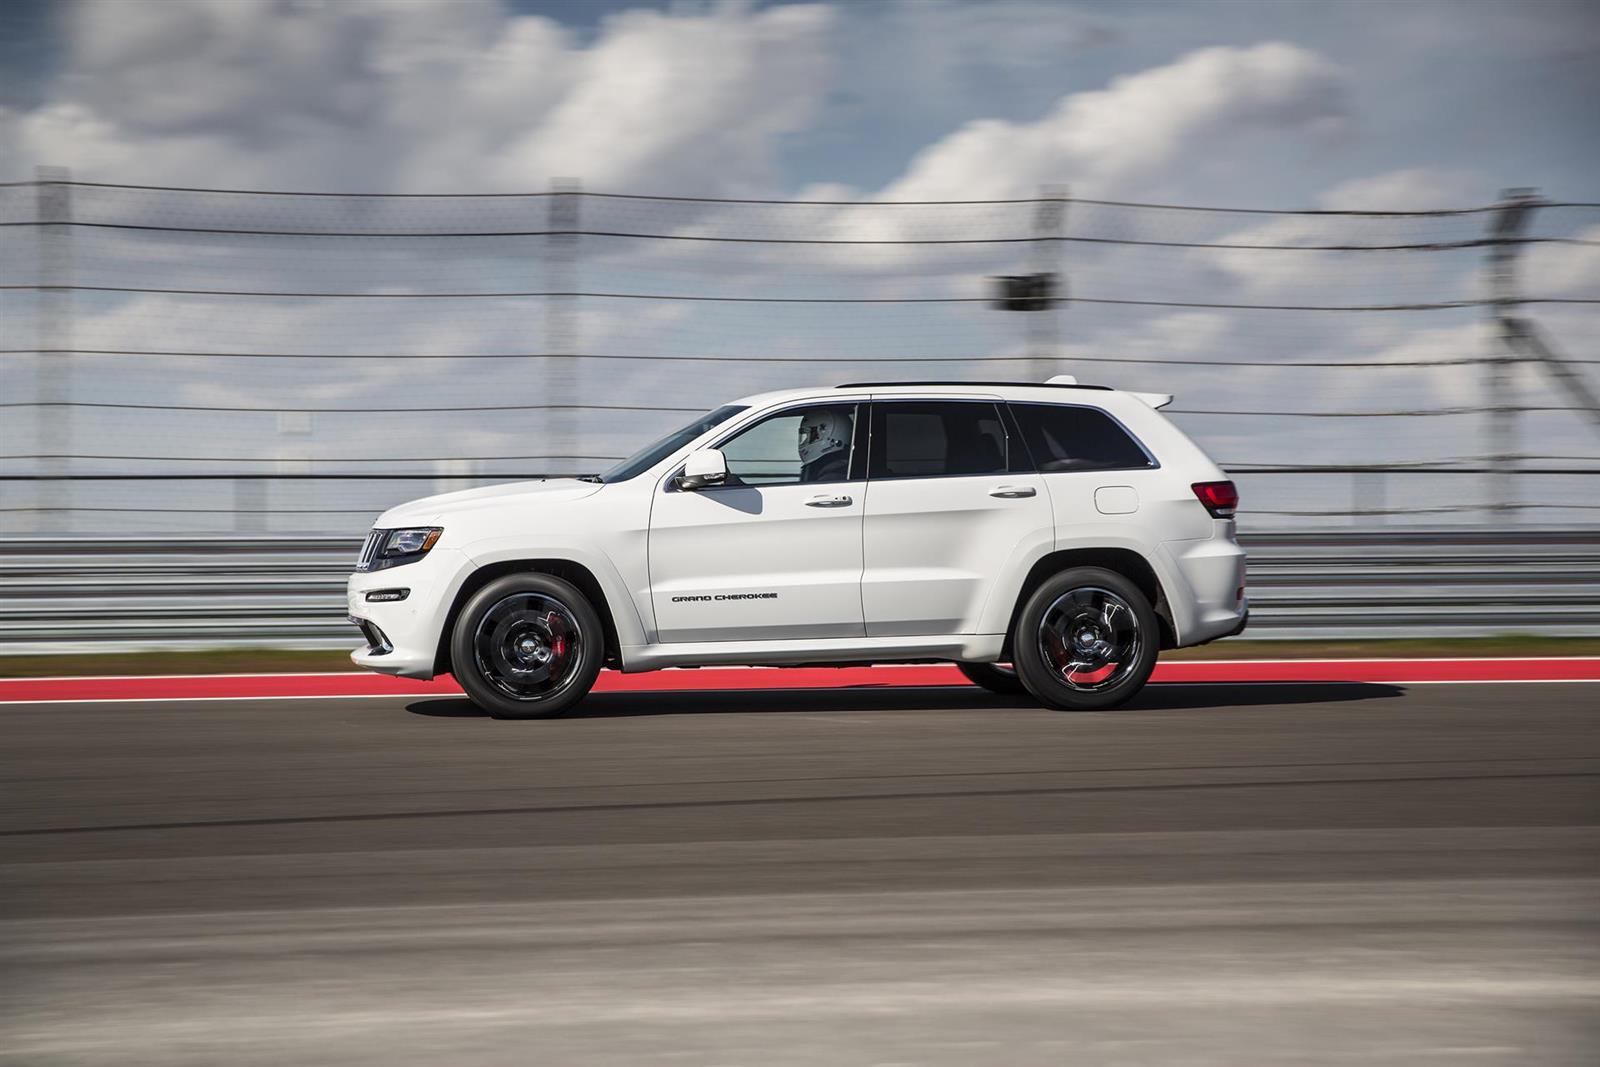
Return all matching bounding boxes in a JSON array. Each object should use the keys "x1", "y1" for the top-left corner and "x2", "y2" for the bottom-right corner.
[{"x1": 677, "y1": 448, "x2": 728, "y2": 490}]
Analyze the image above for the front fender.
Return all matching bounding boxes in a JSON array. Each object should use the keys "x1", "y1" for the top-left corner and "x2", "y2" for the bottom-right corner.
[{"x1": 462, "y1": 538, "x2": 650, "y2": 650}]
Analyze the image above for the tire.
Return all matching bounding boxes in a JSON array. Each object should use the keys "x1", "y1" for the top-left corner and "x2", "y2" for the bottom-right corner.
[
  {"x1": 450, "y1": 572, "x2": 605, "y2": 719},
  {"x1": 1011, "y1": 566, "x2": 1159, "y2": 712},
  {"x1": 956, "y1": 661, "x2": 1027, "y2": 695}
]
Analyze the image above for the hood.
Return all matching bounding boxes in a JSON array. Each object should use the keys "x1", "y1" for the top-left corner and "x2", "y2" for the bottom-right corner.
[{"x1": 374, "y1": 478, "x2": 603, "y2": 527}]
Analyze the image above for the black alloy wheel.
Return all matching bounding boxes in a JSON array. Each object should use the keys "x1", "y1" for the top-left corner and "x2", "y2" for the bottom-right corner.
[
  {"x1": 1012, "y1": 566, "x2": 1159, "y2": 711},
  {"x1": 450, "y1": 573, "x2": 605, "y2": 718}
]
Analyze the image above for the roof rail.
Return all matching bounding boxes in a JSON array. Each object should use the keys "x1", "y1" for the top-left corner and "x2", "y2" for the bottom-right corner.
[{"x1": 836, "y1": 380, "x2": 1112, "y2": 391}]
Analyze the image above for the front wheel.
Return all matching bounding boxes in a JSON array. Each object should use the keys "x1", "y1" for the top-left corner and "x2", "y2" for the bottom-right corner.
[
  {"x1": 1012, "y1": 567, "x2": 1159, "y2": 711},
  {"x1": 450, "y1": 573, "x2": 605, "y2": 719}
]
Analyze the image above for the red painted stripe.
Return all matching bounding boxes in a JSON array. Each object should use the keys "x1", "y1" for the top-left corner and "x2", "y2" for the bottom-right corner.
[
  {"x1": 1153, "y1": 658, "x2": 1600, "y2": 684},
  {"x1": 1, "y1": 658, "x2": 1598, "y2": 703}
]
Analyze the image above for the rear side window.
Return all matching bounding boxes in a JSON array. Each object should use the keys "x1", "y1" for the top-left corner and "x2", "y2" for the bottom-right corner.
[
  {"x1": 869, "y1": 401, "x2": 1009, "y2": 479},
  {"x1": 1009, "y1": 402, "x2": 1154, "y2": 472}
]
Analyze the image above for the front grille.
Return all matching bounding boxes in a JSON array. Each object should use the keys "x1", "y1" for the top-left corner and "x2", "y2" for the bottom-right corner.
[{"x1": 355, "y1": 529, "x2": 383, "y2": 572}]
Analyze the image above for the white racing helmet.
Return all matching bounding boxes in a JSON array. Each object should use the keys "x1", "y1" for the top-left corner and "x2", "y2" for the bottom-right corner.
[{"x1": 797, "y1": 408, "x2": 851, "y2": 465}]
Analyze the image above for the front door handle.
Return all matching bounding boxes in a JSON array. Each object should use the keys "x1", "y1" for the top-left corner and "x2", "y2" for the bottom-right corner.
[
  {"x1": 989, "y1": 485, "x2": 1037, "y2": 498},
  {"x1": 805, "y1": 493, "x2": 853, "y2": 508}
]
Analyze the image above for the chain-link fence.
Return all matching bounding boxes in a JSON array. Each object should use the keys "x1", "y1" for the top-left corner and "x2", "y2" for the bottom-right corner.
[{"x1": 2, "y1": 174, "x2": 1598, "y2": 535}]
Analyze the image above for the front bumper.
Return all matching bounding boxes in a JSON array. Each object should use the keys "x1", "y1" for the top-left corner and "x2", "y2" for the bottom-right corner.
[{"x1": 346, "y1": 547, "x2": 471, "y2": 679}]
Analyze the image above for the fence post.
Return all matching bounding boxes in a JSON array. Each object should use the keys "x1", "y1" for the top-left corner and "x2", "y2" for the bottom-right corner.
[
  {"x1": 1483, "y1": 188, "x2": 1540, "y2": 521},
  {"x1": 1351, "y1": 469, "x2": 1387, "y2": 527},
  {"x1": 34, "y1": 166, "x2": 72, "y2": 534},
  {"x1": 1350, "y1": 473, "x2": 1388, "y2": 527},
  {"x1": 233, "y1": 478, "x2": 266, "y2": 533},
  {"x1": 1028, "y1": 184, "x2": 1066, "y2": 381},
  {"x1": 546, "y1": 178, "x2": 580, "y2": 476}
]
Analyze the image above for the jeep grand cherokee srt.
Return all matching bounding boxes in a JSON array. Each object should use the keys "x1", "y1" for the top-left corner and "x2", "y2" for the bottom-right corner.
[{"x1": 348, "y1": 379, "x2": 1247, "y2": 717}]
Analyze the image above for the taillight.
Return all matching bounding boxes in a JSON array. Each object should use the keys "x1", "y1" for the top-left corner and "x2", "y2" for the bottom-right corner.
[{"x1": 1192, "y1": 480, "x2": 1238, "y2": 518}]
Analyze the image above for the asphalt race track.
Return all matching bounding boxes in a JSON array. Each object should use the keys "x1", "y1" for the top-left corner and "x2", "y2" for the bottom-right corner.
[{"x1": 2, "y1": 682, "x2": 1597, "y2": 1065}]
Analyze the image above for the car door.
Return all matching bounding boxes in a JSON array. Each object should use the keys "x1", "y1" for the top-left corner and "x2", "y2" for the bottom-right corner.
[
  {"x1": 861, "y1": 397, "x2": 1052, "y2": 636},
  {"x1": 648, "y1": 400, "x2": 868, "y2": 643}
]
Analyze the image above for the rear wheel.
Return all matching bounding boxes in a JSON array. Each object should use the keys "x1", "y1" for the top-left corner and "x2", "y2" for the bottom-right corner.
[
  {"x1": 956, "y1": 661, "x2": 1027, "y2": 695},
  {"x1": 450, "y1": 573, "x2": 604, "y2": 719},
  {"x1": 1012, "y1": 566, "x2": 1158, "y2": 711}
]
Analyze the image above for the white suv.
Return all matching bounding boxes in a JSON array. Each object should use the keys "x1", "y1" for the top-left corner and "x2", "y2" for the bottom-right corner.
[{"x1": 348, "y1": 379, "x2": 1247, "y2": 717}]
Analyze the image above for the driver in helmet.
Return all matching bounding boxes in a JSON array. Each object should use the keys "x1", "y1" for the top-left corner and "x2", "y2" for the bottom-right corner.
[{"x1": 797, "y1": 408, "x2": 852, "y2": 482}]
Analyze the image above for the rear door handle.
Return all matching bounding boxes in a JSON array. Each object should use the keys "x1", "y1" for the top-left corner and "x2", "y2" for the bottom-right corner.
[
  {"x1": 805, "y1": 494, "x2": 853, "y2": 508},
  {"x1": 988, "y1": 485, "x2": 1037, "y2": 498}
]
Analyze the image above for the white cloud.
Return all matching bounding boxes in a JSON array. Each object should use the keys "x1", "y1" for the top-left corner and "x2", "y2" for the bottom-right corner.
[
  {"x1": 0, "y1": 0, "x2": 835, "y2": 194},
  {"x1": 1525, "y1": 224, "x2": 1600, "y2": 298},
  {"x1": 629, "y1": 42, "x2": 1351, "y2": 279},
  {"x1": 1201, "y1": 168, "x2": 1489, "y2": 303},
  {"x1": 506, "y1": 4, "x2": 831, "y2": 192},
  {"x1": 834, "y1": 0, "x2": 1118, "y2": 119},
  {"x1": 1319, "y1": 168, "x2": 1485, "y2": 212},
  {"x1": 876, "y1": 42, "x2": 1348, "y2": 202}
]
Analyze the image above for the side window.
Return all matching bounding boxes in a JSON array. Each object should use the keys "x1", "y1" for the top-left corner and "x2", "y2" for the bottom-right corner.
[
  {"x1": 869, "y1": 401, "x2": 1009, "y2": 480},
  {"x1": 1009, "y1": 403, "x2": 1154, "y2": 472},
  {"x1": 715, "y1": 404, "x2": 858, "y2": 486}
]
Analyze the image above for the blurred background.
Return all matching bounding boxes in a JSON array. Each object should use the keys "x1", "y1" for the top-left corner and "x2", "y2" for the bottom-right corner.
[
  {"x1": 3, "y1": 181, "x2": 1598, "y2": 529},
  {"x1": 0, "y1": 0, "x2": 1597, "y2": 648}
]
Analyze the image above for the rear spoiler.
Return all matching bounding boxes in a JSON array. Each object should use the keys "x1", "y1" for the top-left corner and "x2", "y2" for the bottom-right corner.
[
  {"x1": 1129, "y1": 391, "x2": 1174, "y2": 410},
  {"x1": 1049, "y1": 376, "x2": 1173, "y2": 410}
]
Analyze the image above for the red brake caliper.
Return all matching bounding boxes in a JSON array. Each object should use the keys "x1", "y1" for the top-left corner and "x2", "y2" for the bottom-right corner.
[{"x1": 543, "y1": 612, "x2": 569, "y2": 670}]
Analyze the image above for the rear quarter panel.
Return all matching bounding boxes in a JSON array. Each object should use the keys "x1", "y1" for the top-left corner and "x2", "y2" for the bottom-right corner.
[{"x1": 1030, "y1": 392, "x2": 1235, "y2": 645}]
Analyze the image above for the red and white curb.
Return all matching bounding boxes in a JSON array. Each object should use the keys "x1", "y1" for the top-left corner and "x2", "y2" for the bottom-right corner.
[{"x1": 2, "y1": 658, "x2": 1599, "y2": 704}]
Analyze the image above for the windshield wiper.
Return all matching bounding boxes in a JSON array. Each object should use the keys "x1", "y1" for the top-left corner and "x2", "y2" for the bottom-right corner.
[{"x1": 574, "y1": 474, "x2": 603, "y2": 483}]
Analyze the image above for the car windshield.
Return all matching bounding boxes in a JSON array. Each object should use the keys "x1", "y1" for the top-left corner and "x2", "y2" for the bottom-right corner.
[{"x1": 594, "y1": 405, "x2": 749, "y2": 483}]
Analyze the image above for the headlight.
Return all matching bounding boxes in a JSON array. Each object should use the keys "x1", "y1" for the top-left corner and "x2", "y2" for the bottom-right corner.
[
  {"x1": 359, "y1": 527, "x2": 442, "y2": 571},
  {"x1": 383, "y1": 528, "x2": 442, "y2": 557}
]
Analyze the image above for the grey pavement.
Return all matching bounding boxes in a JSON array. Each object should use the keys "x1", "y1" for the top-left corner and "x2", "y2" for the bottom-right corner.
[{"x1": 2, "y1": 681, "x2": 1597, "y2": 1064}]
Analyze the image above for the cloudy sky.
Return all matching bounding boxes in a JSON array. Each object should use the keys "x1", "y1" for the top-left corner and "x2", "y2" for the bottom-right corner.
[
  {"x1": 3, "y1": 0, "x2": 1597, "y2": 201},
  {"x1": 1, "y1": 0, "x2": 1597, "y2": 531}
]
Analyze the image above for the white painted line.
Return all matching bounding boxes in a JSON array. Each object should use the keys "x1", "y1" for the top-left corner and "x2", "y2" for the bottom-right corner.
[
  {"x1": 0, "y1": 693, "x2": 430, "y2": 706},
  {"x1": 2, "y1": 678, "x2": 1598, "y2": 706}
]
